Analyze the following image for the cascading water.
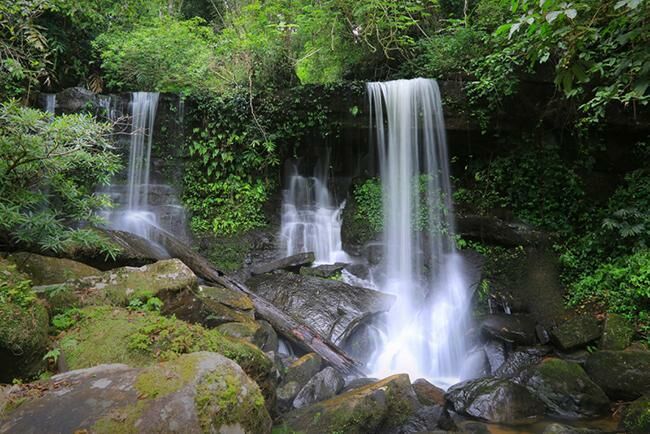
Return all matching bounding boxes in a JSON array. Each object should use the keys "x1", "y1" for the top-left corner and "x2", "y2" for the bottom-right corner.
[
  {"x1": 367, "y1": 78, "x2": 471, "y2": 387},
  {"x1": 43, "y1": 94, "x2": 56, "y2": 114},
  {"x1": 280, "y1": 158, "x2": 349, "y2": 264},
  {"x1": 106, "y1": 92, "x2": 161, "y2": 240}
]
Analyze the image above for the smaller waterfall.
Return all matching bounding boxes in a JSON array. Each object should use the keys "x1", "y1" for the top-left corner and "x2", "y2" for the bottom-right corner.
[
  {"x1": 280, "y1": 159, "x2": 349, "y2": 264},
  {"x1": 43, "y1": 94, "x2": 56, "y2": 114}
]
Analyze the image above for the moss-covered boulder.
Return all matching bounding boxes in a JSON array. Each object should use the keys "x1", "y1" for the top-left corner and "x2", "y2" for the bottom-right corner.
[
  {"x1": 599, "y1": 314, "x2": 635, "y2": 351},
  {"x1": 0, "y1": 259, "x2": 49, "y2": 383},
  {"x1": 584, "y1": 350, "x2": 650, "y2": 400},
  {"x1": 6, "y1": 252, "x2": 100, "y2": 285},
  {"x1": 55, "y1": 306, "x2": 274, "y2": 403},
  {"x1": 445, "y1": 377, "x2": 544, "y2": 424},
  {"x1": 277, "y1": 374, "x2": 419, "y2": 434},
  {"x1": 39, "y1": 259, "x2": 197, "y2": 312},
  {"x1": 0, "y1": 352, "x2": 272, "y2": 433},
  {"x1": 549, "y1": 316, "x2": 602, "y2": 351},
  {"x1": 621, "y1": 394, "x2": 650, "y2": 434},
  {"x1": 515, "y1": 358, "x2": 609, "y2": 418},
  {"x1": 284, "y1": 353, "x2": 322, "y2": 386}
]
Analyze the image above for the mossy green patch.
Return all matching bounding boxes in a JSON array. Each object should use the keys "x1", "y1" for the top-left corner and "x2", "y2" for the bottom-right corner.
[
  {"x1": 600, "y1": 313, "x2": 635, "y2": 350},
  {"x1": 623, "y1": 395, "x2": 650, "y2": 434},
  {"x1": 135, "y1": 354, "x2": 199, "y2": 398}
]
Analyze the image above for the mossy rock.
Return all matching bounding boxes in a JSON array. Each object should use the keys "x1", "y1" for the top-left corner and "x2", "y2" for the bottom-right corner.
[
  {"x1": 284, "y1": 353, "x2": 322, "y2": 387},
  {"x1": 38, "y1": 259, "x2": 197, "y2": 313},
  {"x1": 584, "y1": 350, "x2": 650, "y2": 400},
  {"x1": 277, "y1": 374, "x2": 419, "y2": 434},
  {"x1": 56, "y1": 306, "x2": 274, "y2": 403},
  {"x1": 599, "y1": 313, "x2": 634, "y2": 351},
  {"x1": 1, "y1": 352, "x2": 272, "y2": 433},
  {"x1": 7, "y1": 252, "x2": 100, "y2": 285},
  {"x1": 549, "y1": 315, "x2": 602, "y2": 351},
  {"x1": 516, "y1": 358, "x2": 609, "y2": 418},
  {"x1": 621, "y1": 394, "x2": 650, "y2": 434},
  {"x1": 0, "y1": 259, "x2": 49, "y2": 383}
]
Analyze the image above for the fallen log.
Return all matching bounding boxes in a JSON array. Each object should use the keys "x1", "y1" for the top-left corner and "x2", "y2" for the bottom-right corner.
[{"x1": 149, "y1": 225, "x2": 364, "y2": 377}]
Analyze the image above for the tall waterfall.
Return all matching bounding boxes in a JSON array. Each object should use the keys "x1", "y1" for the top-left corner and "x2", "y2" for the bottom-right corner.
[
  {"x1": 43, "y1": 94, "x2": 56, "y2": 114},
  {"x1": 280, "y1": 159, "x2": 349, "y2": 264},
  {"x1": 367, "y1": 78, "x2": 470, "y2": 386},
  {"x1": 106, "y1": 92, "x2": 161, "y2": 240}
]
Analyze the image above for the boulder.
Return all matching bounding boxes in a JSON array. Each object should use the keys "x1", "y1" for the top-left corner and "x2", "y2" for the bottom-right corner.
[
  {"x1": 584, "y1": 350, "x2": 650, "y2": 400},
  {"x1": 38, "y1": 259, "x2": 197, "y2": 312},
  {"x1": 386, "y1": 405, "x2": 445, "y2": 434},
  {"x1": 0, "y1": 352, "x2": 272, "y2": 433},
  {"x1": 161, "y1": 284, "x2": 255, "y2": 329},
  {"x1": 293, "y1": 367, "x2": 345, "y2": 409},
  {"x1": 0, "y1": 259, "x2": 49, "y2": 383},
  {"x1": 343, "y1": 377, "x2": 380, "y2": 392},
  {"x1": 344, "y1": 263, "x2": 371, "y2": 281},
  {"x1": 620, "y1": 394, "x2": 650, "y2": 434},
  {"x1": 495, "y1": 349, "x2": 544, "y2": 378},
  {"x1": 300, "y1": 263, "x2": 347, "y2": 278},
  {"x1": 515, "y1": 358, "x2": 609, "y2": 418},
  {"x1": 284, "y1": 353, "x2": 322, "y2": 387},
  {"x1": 251, "y1": 252, "x2": 315, "y2": 275},
  {"x1": 246, "y1": 272, "x2": 395, "y2": 344},
  {"x1": 445, "y1": 377, "x2": 544, "y2": 424},
  {"x1": 412, "y1": 378, "x2": 445, "y2": 406},
  {"x1": 480, "y1": 314, "x2": 537, "y2": 345},
  {"x1": 276, "y1": 381, "x2": 303, "y2": 413},
  {"x1": 599, "y1": 314, "x2": 634, "y2": 351},
  {"x1": 550, "y1": 316, "x2": 602, "y2": 351},
  {"x1": 55, "y1": 306, "x2": 274, "y2": 404},
  {"x1": 278, "y1": 374, "x2": 420, "y2": 434},
  {"x1": 483, "y1": 340, "x2": 506, "y2": 374},
  {"x1": 6, "y1": 252, "x2": 100, "y2": 285}
]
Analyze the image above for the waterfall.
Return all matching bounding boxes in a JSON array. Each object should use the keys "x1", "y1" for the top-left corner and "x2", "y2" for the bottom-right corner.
[
  {"x1": 105, "y1": 92, "x2": 161, "y2": 240},
  {"x1": 367, "y1": 78, "x2": 471, "y2": 387},
  {"x1": 280, "y1": 158, "x2": 349, "y2": 264},
  {"x1": 43, "y1": 94, "x2": 56, "y2": 114}
]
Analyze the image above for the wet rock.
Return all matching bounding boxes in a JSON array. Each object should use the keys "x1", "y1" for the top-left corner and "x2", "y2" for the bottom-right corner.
[
  {"x1": 277, "y1": 381, "x2": 302, "y2": 413},
  {"x1": 495, "y1": 349, "x2": 544, "y2": 378},
  {"x1": 55, "y1": 87, "x2": 98, "y2": 114},
  {"x1": 0, "y1": 352, "x2": 272, "y2": 434},
  {"x1": 555, "y1": 349, "x2": 591, "y2": 364},
  {"x1": 536, "y1": 324, "x2": 551, "y2": 344},
  {"x1": 599, "y1": 314, "x2": 634, "y2": 350},
  {"x1": 456, "y1": 215, "x2": 547, "y2": 247},
  {"x1": 256, "y1": 320, "x2": 279, "y2": 352},
  {"x1": 344, "y1": 263, "x2": 371, "y2": 280},
  {"x1": 584, "y1": 350, "x2": 650, "y2": 400},
  {"x1": 37, "y1": 259, "x2": 197, "y2": 312},
  {"x1": 278, "y1": 374, "x2": 419, "y2": 434},
  {"x1": 385, "y1": 405, "x2": 445, "y2": 434},
  {"x1": 515, "y1": 358, "x2": 609, "y2": 418},
  {"x1": 340, "y1": 319, "x2": 381, "y2": 362},
  {"x1": 251, "y1": 252, "x2": 315, "y2": 275},
  {"x1": 0, "y1": 259, "x2": 49, "y2": 383},
  {"x1": 445, "y1": 377, "x2": 544, "y2": 424},
  {"x1": 542, "y1": 423, "x2": 605, "y2": 434},
  {"x1": 550, "y1": 316, "x2": 602, "y2": 351},
  {"x1": 480, "y1": 314, "x2": 537, "y2": 345},
  {"x1": 284, "y1": 353, "x2": 322, "y2": 387},
  {"x1": 300, "y1": 263, "x2": 347, "y2": 278},
  {"x1": 6, "y1": 252, "x2": 100, "y2": 285},
  {"x1": 413, "y1": 378, "x2": 446, "y2": 406},
  {"x1": 620, "y1": 394, "x2": 650, "y2": 434},
  {"x1": 483, "y1": 340, "x2": 506, "y2": 374},
  {"x1": 246, "y1": 272, "x2": 394, "y2": 344},
  {"x1": 216, "y1": 322, "x2": 267, "y2": 348},
  {"x1": 343, "y1": 377, "x2": 380, "y2": 392},
  {"x1": 293, "y1": 367, "x2": 345, "y2": 409}
]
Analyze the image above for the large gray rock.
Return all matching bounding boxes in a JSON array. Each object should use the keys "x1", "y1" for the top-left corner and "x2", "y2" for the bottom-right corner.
[
  {"x1": 599, "y1": 313, "x2": 634, "y2": 351},
  {"x1": 251, "y1": 252, "x2": 315, "y2": 275},
  {"x1": 246, "y1": 272, "x2": 395, "y2": 344},
  {"x1": 483, "y1": 340, "x2": 506, "y2": 374},
  {"x1": 279, "y1": 374, "x2": 420, "y2": 434},
  {"x1": 6, "y1": 252, "x2": 100, "y2": 285},
  {"x1": 0, "y1": 352, "x2": 272, "y2": 434},
  {"x1": 584, "y1": 350, "x2": 650, "y2": 400},
  {"x1": 549, "y1": 316, "x2": 602, "y2": 351},
  {"x1": 293, "y1": 367, "x2": 344, "y2": 409},
  {"x1": 445, "y1": 377, "x2": 544, "y2": 424},
  {"x1": 480, "y1": 314, "x2": 537, "y2": 345},
  {"x1": 515, "y1": 359, "x2": 609, "y2": 418}
]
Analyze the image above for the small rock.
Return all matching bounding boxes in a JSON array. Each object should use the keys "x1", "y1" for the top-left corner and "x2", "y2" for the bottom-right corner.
[
  {"x1": 599, "y1": 314, "x2": 634, "y2": 351},
  {"x1": 480, "y1": 314, "x2": 537, "y2": 345},
  {"x1": 445, "y1": 377, "x2": 544, "y2": 424},
  {"x1": 251, "y1": 252, "x2": 315, "y2": 275},
  {"x1": 550, "y1": 316, "x2": 602, "y2": 351},
  {"x1": 536, "y1": 324, "x2": 551, "y2": 345},
  {"x1": 413, "y1": 378, "x2": 446, "y2": 406},
  {"x1": 584, "y1": 350, "x2": 650, "y2": 400},
  {"x1": 293, "y1": 367, "x2": 344, "y2": 408}
]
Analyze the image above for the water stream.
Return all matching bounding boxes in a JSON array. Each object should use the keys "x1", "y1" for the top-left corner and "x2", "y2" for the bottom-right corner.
[{"x1": 367, "y1": 78, "x2": 472, "y2": 387}]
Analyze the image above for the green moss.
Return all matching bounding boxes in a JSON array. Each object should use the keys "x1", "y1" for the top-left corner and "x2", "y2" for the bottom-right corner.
[
  {"x1": 537, "y1": 358, "x2": 583, "y2": 379},
  {"x1": 600, "y1": 313, "x2": 635, "y2": 350},
  {"x1": 135, "y1": 354, "x2": 199, "y2": 398},
  {"x1": 623, "y1": 395, "x2": 650, "y2": 434},
  {"x1": 195, "y1": 368, "x2": 271, "y2": 433}
]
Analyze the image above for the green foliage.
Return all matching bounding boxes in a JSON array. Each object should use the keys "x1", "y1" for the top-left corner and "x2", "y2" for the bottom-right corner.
[
  {"x1": 42, "y1": 348, "x2": 60, "y2": 363},
  {"x1": 0, "y1": 259, "x2": 36, "y2": 308},
  {"x1": 569, "y1": 250, "x2": 650, "y2": 335},
  {"x1": 0, "y1": 101, "x2": 121, "y2": 256},
  {"x1": 51, "y1": 307, "x2": 82, "y2": 331},
  {"x1": 94, "y1": 17, "x2": 219, "y2": 93},
  {"x1": 127, "y1": 292, "x2": 163, "y2": 313},
  {"x1": 353, "y1": 179, "x2": 384, "y2": 234}
]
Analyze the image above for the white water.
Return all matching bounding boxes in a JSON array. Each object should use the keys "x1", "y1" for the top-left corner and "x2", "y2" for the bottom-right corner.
[
  {"x1": 106, "y1": 92, "x2": 161, "y2": 240},
  {"x1": 280, "y1": 160, "x2": 350, "y2": 265},
  {"x1": 367, "y1": 78, "x2": 471, "y2": 387},
  {"x1": 44, "y1": 94, "x2": 56, "y2": 114}
]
